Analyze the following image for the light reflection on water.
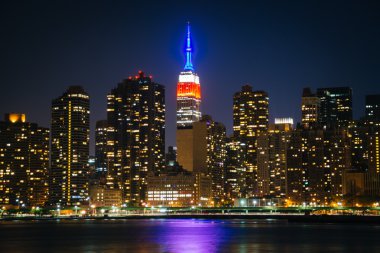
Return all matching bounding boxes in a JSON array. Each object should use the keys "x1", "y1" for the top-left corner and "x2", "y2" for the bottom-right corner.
[{"x1": 0, "y1": 219, "x2": 379, "y2": 253}]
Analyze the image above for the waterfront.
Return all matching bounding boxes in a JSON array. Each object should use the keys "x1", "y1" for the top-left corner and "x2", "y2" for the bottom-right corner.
[{"x1": 0, "y1": 219, "x2": 380, "y2": 252}]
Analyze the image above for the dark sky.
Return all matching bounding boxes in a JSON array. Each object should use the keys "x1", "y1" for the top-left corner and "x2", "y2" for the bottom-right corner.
[{"x1": 1, "y1": 0, "x2": 380, "y2": 154}]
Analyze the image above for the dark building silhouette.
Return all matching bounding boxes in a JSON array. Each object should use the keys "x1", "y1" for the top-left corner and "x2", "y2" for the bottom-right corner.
[
  {"x1": 317, "y1": 87, "x2": 352, "y2": 128},
  {"x1": 95, "y1": 120, "x2": 108, "y2": 177},
  {"x1": 106, "y1": 71, "x2": 165, "y2": 206},
  {"x1": 50, "y1": 86, "x2": 90, "y2": 206},
  {"x1": 365, "y1": 94, "x2": 380, "y2": 125},
  {"x1": 0, "y1": 113, "x2": 49, "y2": 207}
]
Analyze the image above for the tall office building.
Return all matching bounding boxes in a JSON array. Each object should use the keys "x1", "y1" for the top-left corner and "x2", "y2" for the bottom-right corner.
[
  {"x1": 286, "y1": 127, "x2": 350, "y2": 205},
  {"x1": 301, "y1": 88, "x2": 320, "y2": 128},
  {"x1": 365, "y1": 94, "x2": 380, "y2": 125},
  {"x1": 205, "y1": 116, "x2": 227, "y2": 204},
  {"x1": 233, "y1": 85, "x2": 269, "y2": 196},
  {"x1": 95, "y1": 120, "x2": 108, "y2": 176},
  {"x1": 0, "y1": 113, "x2": 49, "y2": 207},
  {"x1": 224, "y1": 138, "x2": 247, "y2": 202},
  {"x1": 176, "y1": 115, "x2": 226, "y2": 205},
  {"x1": 107, "y1": 71, "x2": 165, "y2": 205},
  {"x1": 368, "y1": 130, "x2": 380, "y2": 174},
  {"x1": 176, "y1": 23, "x2": 201, "y2": 128},
  {"x1": 317, "y1": 87, "x2": 352, "y2": 127},
  {"x1": 348, "y1": 120, "x2": 369, "y2": 171},
  {"x1": 50, "y1": 86, "x2": 90, "y2": 206},
  {"x1": 257, "y1": 121, "x2": 292, "y2": 198},
  {"x1": 286, "y1": 129, "x2": 306, "y2": 204}
]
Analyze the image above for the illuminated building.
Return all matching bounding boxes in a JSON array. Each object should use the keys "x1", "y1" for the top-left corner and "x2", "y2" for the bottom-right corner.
[
  {"x1": 286, "y1": 127, "x2": 351, "y2": 205},
  {"x1": 0, "y1": 114, "x2": 49, "y2": 207},
  {"x1": 176, "y1": 115, "x2": 226, "y2": 205},
  {"x1": 348, "y1": 120, "x2": 369, "y2": 172},
  {"x1": 365, "y1": 130, "x2": 380, "y2": 196},
  {"x1": 233, "y1": 85, "x2": 269, "y2": 196},
  {"x1": 257, "y1": 122, "x2": 292, "y2": 198},
  {"x1": 95, "y1": 120, "x2": 108, "y2": 176},
  {"x1": 146, "y1": 171, "x2": 212, "y2": 207},
  {"x1": 147, "y1": 172, "x2": 195, "y2": 207},
  {"x1": 365, "y1": 94, "x2": 380, "y2": 125},
  {"x1": 224, "y1": 138, "x2": 247, "y2": 202},
  {"x1": 317, "y1": 87, "x2": 352, "y2": 128},
  {"x1": 89, "y1": 185, "x2": 122, "y2": 207},
  {"x1": 107, "y1": 71, "x2": 165, "y2": 205},
  {"x1": 176, "y1": 23, "x2": 201, "y2": 128},
  {"x1": 301, "y1": 88, "x2": 319, "y2": 128},
  {"x1": 369, "y1": 129, "x2": 380, "y2": 173},
  {"x1": 50, "y1": 86, "x2": 90, "y2": 206},
  {"x1": 286, "y1": 129, "x2": 306, "y2": 204},
  {"x1": 204, "y1": 116, "x2": 227, "y2": 205}
]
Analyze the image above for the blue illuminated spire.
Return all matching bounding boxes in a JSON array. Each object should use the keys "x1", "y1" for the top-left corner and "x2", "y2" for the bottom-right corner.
[{"x1": 184, "y1": 22, "x2": 194, "y2": 71}]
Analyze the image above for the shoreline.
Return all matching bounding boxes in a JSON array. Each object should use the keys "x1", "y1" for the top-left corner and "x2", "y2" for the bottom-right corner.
[{"x1": 2, "y1": 214, "x2": 380, "y2": 224}]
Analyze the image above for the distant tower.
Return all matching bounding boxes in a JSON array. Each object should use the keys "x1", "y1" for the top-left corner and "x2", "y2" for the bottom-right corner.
[
  {"x1": 365, "y1": 94, "x2": 380, "y2": 125},
  {"x1": 95, "y1": 120, "x2": 108, "y2": 176},
  {"x1": 50, "y1": 86, "x2": 90, "y2": 206},
  {"x1": 301, "y1": 88, "x2": 320, "y2": 128},
  {"x1": 317, "y1": 87, "x2": 352, "y2": 128},
  {"x1": 176, "y1": 22, "x2": 201, "y2": 128}
]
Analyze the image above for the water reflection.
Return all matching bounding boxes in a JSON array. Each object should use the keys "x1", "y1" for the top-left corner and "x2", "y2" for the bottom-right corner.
[
  {"x1": 0, "y1": 219, "x2": 379, "y2": 253},
  {"x1": 153, "y1": 219, "x2": 225, "y2": 252}
]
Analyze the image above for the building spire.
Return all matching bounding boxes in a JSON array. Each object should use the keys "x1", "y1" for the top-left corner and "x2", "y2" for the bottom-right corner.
[{"x1": 184, "y1": 22, "x2": 194, "y2": 71}]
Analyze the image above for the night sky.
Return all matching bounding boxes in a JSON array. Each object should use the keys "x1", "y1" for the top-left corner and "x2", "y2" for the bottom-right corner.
[{"x1": 1, "y1": 0, "x2": 380, "y2": 154}]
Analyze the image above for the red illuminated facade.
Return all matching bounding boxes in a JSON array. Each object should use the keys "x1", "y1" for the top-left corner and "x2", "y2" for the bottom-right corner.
[{"x1": 177, "y1": 82, "x2": 201, "y2": 99}]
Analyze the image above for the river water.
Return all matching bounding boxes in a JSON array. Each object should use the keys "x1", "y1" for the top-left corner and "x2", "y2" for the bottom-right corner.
[{"x1": 0, "y1": 218, "x2": 379, "y2": 252}]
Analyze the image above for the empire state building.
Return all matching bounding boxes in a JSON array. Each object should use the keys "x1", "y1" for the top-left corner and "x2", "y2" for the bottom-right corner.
[{"x1": 176, "y1": 23, "x2": 201, "y2": 128}]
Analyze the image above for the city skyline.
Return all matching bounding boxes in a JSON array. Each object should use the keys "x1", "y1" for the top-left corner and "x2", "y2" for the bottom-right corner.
[{"x1": 2, "y1": 1, "x2": 380, "y2": 151}]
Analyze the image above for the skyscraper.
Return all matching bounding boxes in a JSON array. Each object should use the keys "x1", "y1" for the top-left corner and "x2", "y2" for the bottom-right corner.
[
  {"x1": 257, "y1": 121, "x2": 292, "y2": 198},
  {"x1": 176, "y1": 115, "x2": 226, "y2": 205},
  {"x1": 204, "y1": 116, "x2": 227, "y2": 205},
  {"x1": 107, "y1": 71, "x2": 165, "y2": 205},
  {"x1": 365, "y1": 94, "x2": 380, "y2": 125},
  {"x1": 286, "y1": 127, "x2": 350, "y2": 205},
  {"x1": 0, "y1": 113, "x2": 49, "y2": 207},
  {"x1": 317, "y1": 87, "x2": 352, "y2": 128},
  {"x1": 301, "y1": 88, "x2": 320, "y2": 128},
  {"x1": 224, "y1": 138, "x2": 247, "y2": 202},
  {"x1": 50, "y1": 86, "x2": 90, "y2": 206},
  {"x1": 176, "y1": 23, "x2": 201, "y2": 128},
  {"x1": 233, "y1": 85, "x2": 269, "y2": 196},
  {"x1": 95, "y1": 120, "x2": 108, "y2": 176}
]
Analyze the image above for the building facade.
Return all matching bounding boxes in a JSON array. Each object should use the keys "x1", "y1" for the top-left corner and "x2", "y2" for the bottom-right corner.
[
  {"x1": 95, "y1": 120, "x2": 108, "y2": 177},
  {"x1": 317, "y1": 87, "x2": 352, "y2": 128},
  {"x1": 257, "y1": 122, "x2": 292, "y2": 198},
  {"x1": 107, "y1": 71, "x2": 165, "y2": 206},
  {"x1": 301, "y1": 88, "x2": 320, "y2": 128},
  {"x1": 50, "y1": 86, "x2": 90, "y2": 206},
  {"x1": 0, "y1": 114, "x2": 49, "y2": 207},
  {"x1": 233, "y1": 85, "x2": 269, "y2": 196},
  {"x1": 224, "y1": 138, "x2": 247, "y2": 203}
]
